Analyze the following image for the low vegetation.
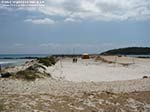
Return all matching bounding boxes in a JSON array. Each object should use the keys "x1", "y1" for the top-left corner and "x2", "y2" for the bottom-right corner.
[
  {"x1": 95, "y1": 56, "x2": 133, "y2": 66},
  {"x1": 0, "y1": 103, "x2": 4, "y2": 111},
  {"x1": 12, "y1": 64, "x2": 51, "y2": 81},
  {"x1": 95, "y1": 56, "x2": 114, "y2": 64},
  {"x1": 37, "y1": 56, "x2": 56, "y2": 67},
  {"x1": 27, "y1": 63, "x2": 46, "y2": 71},
  {"x1": 1, "y1": 56, "x2": 57, "y2": 81},
  {"x1": 13, "y1": 70, "x2": 40, "y2": 81}
]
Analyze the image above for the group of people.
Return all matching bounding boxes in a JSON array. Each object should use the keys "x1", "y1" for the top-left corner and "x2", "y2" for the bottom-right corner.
[
  {"x1": 73, "y1": 58, "x2": 78, "y2": 63},
  {"x1": 0, "y1": 64, "x2": 1, "y2": 72},
  {"x1": 0, "y1": 64, "x2": 1, "y2": 76}
]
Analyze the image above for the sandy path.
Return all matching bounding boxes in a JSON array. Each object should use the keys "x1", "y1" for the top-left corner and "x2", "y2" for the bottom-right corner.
[{"x1": 46, "y1": 57, "x2": 150, "y2": 82}]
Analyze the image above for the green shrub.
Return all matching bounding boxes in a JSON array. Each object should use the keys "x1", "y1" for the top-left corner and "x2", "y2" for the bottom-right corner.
[
  {"x1": 13, "y1": 63, "x2": 51, "y2": 81},
  {"x1": 27, "y1": 64, "x2": 46, "y2": 71},
  {"x1": 14, "y1": 70, "x2": 39, "y2": 81},
  {"x1": 0, "y1": 103, "x2": 4, "y2": 111},
  {"x1": 37, "y1": 56, "x2": 56, "y2": 67}
]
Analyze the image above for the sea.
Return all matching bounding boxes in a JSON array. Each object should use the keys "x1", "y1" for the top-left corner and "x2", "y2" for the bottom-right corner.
[
  {"x1": 0, "y1": 54, "x2": 50, "y2": 68},
  {"x1": 127, "y1": 55, "x2": 150, "y2": 58},
  {"x1": 0, "y1": 54, "x2": 150, "y2": 68}
]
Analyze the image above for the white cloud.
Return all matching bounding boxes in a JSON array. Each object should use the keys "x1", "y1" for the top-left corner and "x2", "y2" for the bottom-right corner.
[
  {"x1": 37, "y1": 0, "x2": 150, "y2": 21},
  {"x1": 64, "y1": 18, "x2": 81, "y2": 22},
  {"x1": 40, "y1": 43, "x2": 61, "y2": 48},
  {"x1": 13, "y1": 43, "x2": 24, "y2": 47},
  {"x1": 24, "y1": 18, "x2": 55, "y2": 24},
  {"x1": 64, "y1": 18, "x2": 76, "y2": 22},
  {"x1": 1, "y1": 0, "x2": 150, "y2": 22}
]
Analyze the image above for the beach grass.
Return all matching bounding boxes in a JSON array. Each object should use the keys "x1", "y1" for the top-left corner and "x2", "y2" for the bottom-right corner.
[
  {"x1": 37, "y1": 56, "x2": 56, "y2": 67},
  {"x1": 0, "y1": 103, "x2": 4, "y2": 111},
  {"x1": 13, "y1": 70, "x2": 40, "y2": 81},
  {"x1": 12, "y1": 63, "x2": 51, "y2": 81}
]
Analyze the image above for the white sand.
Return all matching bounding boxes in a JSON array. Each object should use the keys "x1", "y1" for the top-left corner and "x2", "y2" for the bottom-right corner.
[
  {"x1": 0, "y1": 78, "x2": 150, "y2": 96},
  {"x1": 0, "y1": 56, "x2": 150, "y2": 95},
  {"x1": 1, "y1": 56, "x2": 150, "y2": 112},
  {"x1": 46, "y1": 57, "x2": 150, "y2": 82}
]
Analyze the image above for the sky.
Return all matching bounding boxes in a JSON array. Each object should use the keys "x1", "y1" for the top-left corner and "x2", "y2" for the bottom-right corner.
[{"x1": 0, "y1": 0, "x2": 150, "y2": 54}]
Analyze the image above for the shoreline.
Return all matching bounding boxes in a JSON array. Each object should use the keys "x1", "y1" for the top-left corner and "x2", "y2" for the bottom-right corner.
[{"x1": 0, "y1": 53, "x2": 150, "y2": 59}]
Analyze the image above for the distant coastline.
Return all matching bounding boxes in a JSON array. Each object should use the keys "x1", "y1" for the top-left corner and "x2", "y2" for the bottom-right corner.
[
  {"x1": 0, "y1": 54, "x2": 84, "y2": 59},
  {"x1": 101, "y1": 47, "x2": 150, "y2": 56},
  {"x1": 1, "y1": 49, "x2": 150, "y2": 59},
  {"x1": 0, "y1": 54, "x2": 51, "y2": 59}
]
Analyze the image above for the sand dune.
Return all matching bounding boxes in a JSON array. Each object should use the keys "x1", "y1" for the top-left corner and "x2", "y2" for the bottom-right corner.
[{"x1": 46, "y1": 56, "x2": 150, "y2": 82}]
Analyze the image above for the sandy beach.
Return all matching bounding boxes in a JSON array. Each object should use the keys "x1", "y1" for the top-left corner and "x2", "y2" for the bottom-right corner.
[
  {"x1": 47, "y1": 56, "x2": 150, "y2": 82},
  {"x1": 1, "y1": 0, "x2": 150, "y2": 110},
  {"x1": 0, "y1": 56, "x2": 150, "y2": 112}
]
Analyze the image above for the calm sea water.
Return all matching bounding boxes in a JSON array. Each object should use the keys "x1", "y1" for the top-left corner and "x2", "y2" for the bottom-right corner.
[
  {"x1": 0, "y1": 54, "x2": 50, "y2": 59},
  {"x1": 0, "y1": 54, "x2": 50, "y2": 68},
  {"x1": 127, "y1": 55, "x2": 150, "y2": 58}
]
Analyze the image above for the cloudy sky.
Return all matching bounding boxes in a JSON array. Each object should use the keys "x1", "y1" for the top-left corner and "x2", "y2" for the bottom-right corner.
[{"x1": 0, "y1": 0, "x2": 150, "y2": 54}]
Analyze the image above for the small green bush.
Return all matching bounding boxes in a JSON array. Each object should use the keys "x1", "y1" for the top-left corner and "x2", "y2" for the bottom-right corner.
[
  {"x1": 27, "y1": 64, "x2": 46, "y2": 71},
  {"x1": 38, "y1": 56, "x2": 56, "y2": 67},
  {"x1": 14, "y1": 70, "x2": 39, "y2": 81},
  {"x1": 0, "y1": 103, "x2": 4, "y2": 111},
  {"x1": 13, "y1": 63, "x2": 51, "y2": 81}
]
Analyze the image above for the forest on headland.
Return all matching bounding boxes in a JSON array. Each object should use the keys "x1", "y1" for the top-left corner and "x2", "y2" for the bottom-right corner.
[{"x1": 101, "y1": 47, "x2": 150, "y2": 55}]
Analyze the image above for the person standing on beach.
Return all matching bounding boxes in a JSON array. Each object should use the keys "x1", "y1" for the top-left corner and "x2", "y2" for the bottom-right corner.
[
  {"x1": 0, "y1": 64, "x2": 1, "y2": 76},
  {"x1": 0, "y1": 64, "x2": 1, "y2": 71}
]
